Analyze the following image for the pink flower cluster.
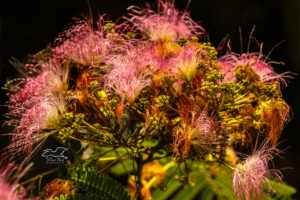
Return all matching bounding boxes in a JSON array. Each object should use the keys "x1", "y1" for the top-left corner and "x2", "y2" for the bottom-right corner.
[
  {"x1": 53, "y1": 18, "x2": 117, "y2": 65},
  {"x1": 233, "y1": 146, "x2": 282, "y2": 200},
  {"x1": 128, "y1": 1, "x2": 206, "y2": 41},
  {"x1": 2, "y1": 1, "x2": 291, "y2": 199},
  {"x1": 219, "y1": 52, "x2": 292, "y2": 85},
  {"x1": 104, "y1": 44, "x2": 154, "y2": 103},
  {"x1": 6, "y1": 59, "x2": 67, "y2": 154},
  {"x1": 0, "y1": 158, "x2": 33, "y2": 200}
]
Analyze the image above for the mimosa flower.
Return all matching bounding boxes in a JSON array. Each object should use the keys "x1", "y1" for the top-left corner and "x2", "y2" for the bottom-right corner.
[
  {"x1": 53, "y1": 18, "x2": 127, "y2": 65},
  {"x1": 6, "y1": 59, "x2": 68, "y2": 154},
  {"x1": 0, "y1": 158, "x2": 33, "y2": 200},
  {"x1": 254, "y1": 99, "x2": 290, "y2": 145},
  {"x1": 233, "y1": 146, "x2": 282, "y2": 200},
  {"x1": 171, "y1": 45, "x2": 202, "y2": 81},
  {"x1": 10, "y1": 96, "x2": 66, "y2": 153},
  {"x1": 174, "y1": 101, "x2": 216, "y2": 157},
  {"x1": 9, "y1": 60, "x2": 68, "y2": 109},
  {"x1": 103, "y1": 44, "x2": 153, "y2": 103},
  {"x1": 219, "y1": 53, "x2": 292, "y2": 85},
  {"x1": 188, "y1": 110, "x2": 216, "y2": 143},
  {"x1": 128, "y1": 1, "x2": 206, "y2": 42},
  {"x1": 54, "y1": 20, "x2": 105, "y2": 65}
]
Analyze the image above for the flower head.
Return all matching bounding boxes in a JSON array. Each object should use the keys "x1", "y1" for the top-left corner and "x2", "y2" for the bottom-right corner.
[
  {"x1": 0, "y1": 158, "x2": 32, "y2": 200},
  {"x1": 233, "y1": 146, "x2": 282, "y2": 200},
  {"x1": 6, "y1": 59, "x2": 68, "y2": 154},
  {"x1": 128, "y1": 1, "x2": 206, "y2": 42},
  {"x1": 254, "y1": 99, "x2": 290, "y2": 145},
  {"x1": 103, "y1": 44, "x2": 153, "y2": 103},
  {"x1": 219, "y1": 52, "x2": 292, "y2": 85},
  {"x1": 188, "y1": 109, "x2": 216, "y2": 143},
  {"x1": 10, "y1": 96, "x2": 66, "y2": 154},
  {"x1": 53, "y1": 18, "x2": 126, "y2": 65},
  {"x1": 8, "y1": 60, "x2": 68, "y2": 109},
  {"x1": 171, "y1": 45, "x2": 202, "y2": 81},
  {"x1": 173, "y1": 99, "x2": 216, "y2": 158}
]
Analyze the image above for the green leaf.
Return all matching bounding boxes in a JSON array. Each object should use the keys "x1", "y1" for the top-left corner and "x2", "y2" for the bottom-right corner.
[
  {"x1": 65, "y1": 166, "x2": 130, "y2": 200},
  {"x1": 152, "y1": 178, "x2": 182, "y2": 200},
  {"x1": 198, "y1": 187, "x2": 214, "y2": 200},
  {"x1": 109, "y1": 159, "x2": 135, "y2": 176},
  {"x1": 214, "y1": 168, "x2": 236, "y2": 199},
  {"x1": 142, "y1": 139, "x2": 159, "y2": 148},
  {"x1": 173, "y1": 176, "x2": 207, "y2": 200},
  {"x1": 269, "y1": 180, "x2": 297, "y2": 196}
]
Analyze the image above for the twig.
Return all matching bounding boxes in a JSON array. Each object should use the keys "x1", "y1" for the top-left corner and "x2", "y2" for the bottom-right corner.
[{"x1": 19, "y1": 167, "x2": 58, "y2": 186}]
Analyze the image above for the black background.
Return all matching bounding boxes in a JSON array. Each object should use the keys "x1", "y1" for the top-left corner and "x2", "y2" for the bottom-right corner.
[{"x1": 0, "y1": 0, "x2": 299, "y2": 198}]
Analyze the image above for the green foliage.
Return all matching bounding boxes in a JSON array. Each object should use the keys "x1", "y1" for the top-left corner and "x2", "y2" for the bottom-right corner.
[
  {"x1": 52, "y1": 193, "x2": 109, "y2": 200},
  {"x1": 53, "y1": 165, "x2": 130, "y2": 200},
  {"x1": 152, "y1": 161, "x2": 296, "y2": 200},
  {"x1": 268, "y1": 180, "x2": 297, "y2": 200}
]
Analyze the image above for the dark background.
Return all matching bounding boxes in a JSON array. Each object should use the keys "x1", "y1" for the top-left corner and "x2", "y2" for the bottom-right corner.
[{"x1": 0, "y1": 0, "x2": 299, "y2": 198}]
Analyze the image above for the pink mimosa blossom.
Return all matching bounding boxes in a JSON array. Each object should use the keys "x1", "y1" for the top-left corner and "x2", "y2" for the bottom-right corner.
[
  {"x1": 127, "y1": 1, "x2": 206, "y2": 42},
  {"x1": 8, "y1": 60, "x2": 68, "y2": 110},
  {"x1": 0, "y1": 179, "x2": 20, "y2": 200},
  {"x1": 0, "y1": 158, "x2": 33, "y2": 200},
  {"x1": 53, "y1": 18, "x2": 127, "y2": 65},
  {"x1": 191, "y1": 110, "x2": 215, "y2": 140},
  {"x1": 171, "y1": 45, "x2": 202, "y2": 81},
  {"x1": 179, "y1": 100, "x2": 215, "y2": 140},
  {"x1": 10, "y1": 96, "x2": 66, "y2": 154},
  {"x1": 104, "y1": 44, "x2": 153, "y2": 103},
  {"x1": 187, "y1": 108, "x2": 216, "y2": 146},
  {"x1": 54, "y1": 20, "x2": 106, "y2": 65},
  {"x1": 219, "y1": 53, "x2": 292, "y2": 85},
  {"x1": 233, "y1": 146, "x2": 282, "y2": 200},
  {"x1": 173, "y1": 100, "x2": 216, "y2": 157},
  {"x1": 6, "y1": 59, "x2": 68, "y2": 154}
]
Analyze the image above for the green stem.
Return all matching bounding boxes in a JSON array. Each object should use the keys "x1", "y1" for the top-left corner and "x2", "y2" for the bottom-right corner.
[
  {"x1": 167, "y1": 105, "x2": 179, "y2": 113},
  {"x1": 114, "y1": 150, "x2": 130, "y2": 176},
  {"x1": 82, "y1": 120, "x2": 100, "y2": 132},
  {"x1": 136, "y1": 153, "x2": 144, "y2": 200},
  {"x1": 97, "y1": 153, "x2": 129, "y2": 174},
  {"x1": 68, "y1": 136, "x2": 118, "y2": 147},
  {"x1": 19, "y1": 167, "x2": 58, "y2": 186}
]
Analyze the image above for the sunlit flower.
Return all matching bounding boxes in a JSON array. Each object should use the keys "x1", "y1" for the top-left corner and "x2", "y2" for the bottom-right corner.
[
  {"x1": 127, "y1": 1, "x2": 206, "y2": 42},
  {"x1": 219, "y1": 52, "x2": 292, "y2": 85},
  {"x1": 6, "y1": 59, "x2": 68, "y2": 154},
  {"x1": 171, "y1": 45, "x2": 202, "y2": 81},
  {"x1": 188, "y1": 110, "x2": 216, "y2": 143},
  {"x1": 253, "y1": 99, "x2": 290, "y2": 145},
  {"x1": 53, "y1": 19, "x2": 116, "y2": 65},
  {"x1": 103, "y1": 44, "x2": 153, "y2": 103},
  {"x1": 0, "y1": 158, "x2": 32, "y2": 200},
  {"x1": 11, "y1": 96, "x2": 66, "y2": 153},
  {"x1": 233, "y1": 146, "x2": 282, "y2": 200}
]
